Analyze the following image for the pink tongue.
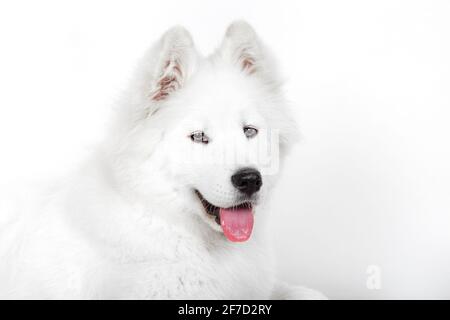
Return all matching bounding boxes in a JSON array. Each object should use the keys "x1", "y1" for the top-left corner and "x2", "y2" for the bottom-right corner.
[{"x1": 219, "y1": 207, "x2": 254, "y2": 242}]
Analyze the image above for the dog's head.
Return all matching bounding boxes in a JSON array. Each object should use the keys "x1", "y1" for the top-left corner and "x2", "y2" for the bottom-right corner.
[{"x1": 110, "y1": 22, "x2": 298, "y2": 242}]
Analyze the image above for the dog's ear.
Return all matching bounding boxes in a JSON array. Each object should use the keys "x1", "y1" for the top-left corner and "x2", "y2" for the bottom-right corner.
[
  {"x1": 219, "y1": 21, "x2": 268, "y2": 76},
  {"x1": 149, "y1": 26, "x2": 197, "y2": 102}
]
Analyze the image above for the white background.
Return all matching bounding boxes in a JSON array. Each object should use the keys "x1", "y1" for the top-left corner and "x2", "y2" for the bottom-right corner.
[{"x1": 1, "y1": 0, "x2": 449, "y2": 299}]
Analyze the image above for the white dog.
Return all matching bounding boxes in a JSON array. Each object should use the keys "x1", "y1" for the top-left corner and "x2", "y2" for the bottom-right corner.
[{"x1": 0, "y1": 21, "x2": 325, "y2": 299}]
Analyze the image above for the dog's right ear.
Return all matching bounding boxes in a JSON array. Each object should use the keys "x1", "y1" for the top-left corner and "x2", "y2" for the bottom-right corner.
[{"x1": 148, "y1": 26, "x2": 197, "y2": 102}]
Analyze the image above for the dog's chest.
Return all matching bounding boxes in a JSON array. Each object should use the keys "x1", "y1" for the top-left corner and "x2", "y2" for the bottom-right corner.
[{"x1": 89, "y1": 234, "x2": 274, "y2": 299}]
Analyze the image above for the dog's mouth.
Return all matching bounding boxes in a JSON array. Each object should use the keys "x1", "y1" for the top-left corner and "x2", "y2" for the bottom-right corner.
[{"x1": 195, "y1": 190, "x2": 254, "y2": 242}]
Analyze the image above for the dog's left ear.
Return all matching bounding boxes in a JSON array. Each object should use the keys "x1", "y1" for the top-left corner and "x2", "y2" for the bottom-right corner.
[{"x1": 219, "y1": 21, "x2": 272, "y2": 77}]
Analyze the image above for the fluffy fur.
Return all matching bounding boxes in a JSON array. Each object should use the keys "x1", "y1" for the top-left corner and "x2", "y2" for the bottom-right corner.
[{"x1": 0, "y1": 21, "x2": 326, "y2": 299}]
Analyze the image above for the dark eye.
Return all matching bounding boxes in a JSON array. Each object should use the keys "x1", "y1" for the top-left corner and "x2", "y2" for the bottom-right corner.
[
  {"x1": 243, "y1": 126, "x2": 258, "y2": 138},
  {"x1": 190, "y1": 131, "x2": 209, "y2": 144}
]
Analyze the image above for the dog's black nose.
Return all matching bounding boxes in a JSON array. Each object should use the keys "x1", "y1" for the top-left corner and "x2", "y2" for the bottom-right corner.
[{"x1": 231, "y1": 168, "x2": 262, "y2": 196}]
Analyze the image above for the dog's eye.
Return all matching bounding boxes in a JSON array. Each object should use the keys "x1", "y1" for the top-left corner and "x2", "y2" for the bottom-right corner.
[
  {"x1": 243, "y1": 126, "x2": 258, "y2": 138},
  {"x1": 190, "y1": 131, "x2": 209, "y2": 144}
]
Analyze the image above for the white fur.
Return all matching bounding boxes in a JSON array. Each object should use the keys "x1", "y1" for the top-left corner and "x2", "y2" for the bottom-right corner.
[{"x1": 0, "y1": 21, "x2": 325, "y2": 299}]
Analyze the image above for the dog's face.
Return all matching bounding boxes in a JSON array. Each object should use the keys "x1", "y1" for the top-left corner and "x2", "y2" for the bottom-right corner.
[
  {"x1": 156, "y1": 68, "x2": 278, "y2": 241},
  {"x1": 113, "y1": 22, "x2": 297, "y2": 242}
]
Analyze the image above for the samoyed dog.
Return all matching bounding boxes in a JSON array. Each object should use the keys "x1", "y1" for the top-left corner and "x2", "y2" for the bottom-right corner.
[{"x1": 0, "y1": 21, "x2": 325, "y2": 299}]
